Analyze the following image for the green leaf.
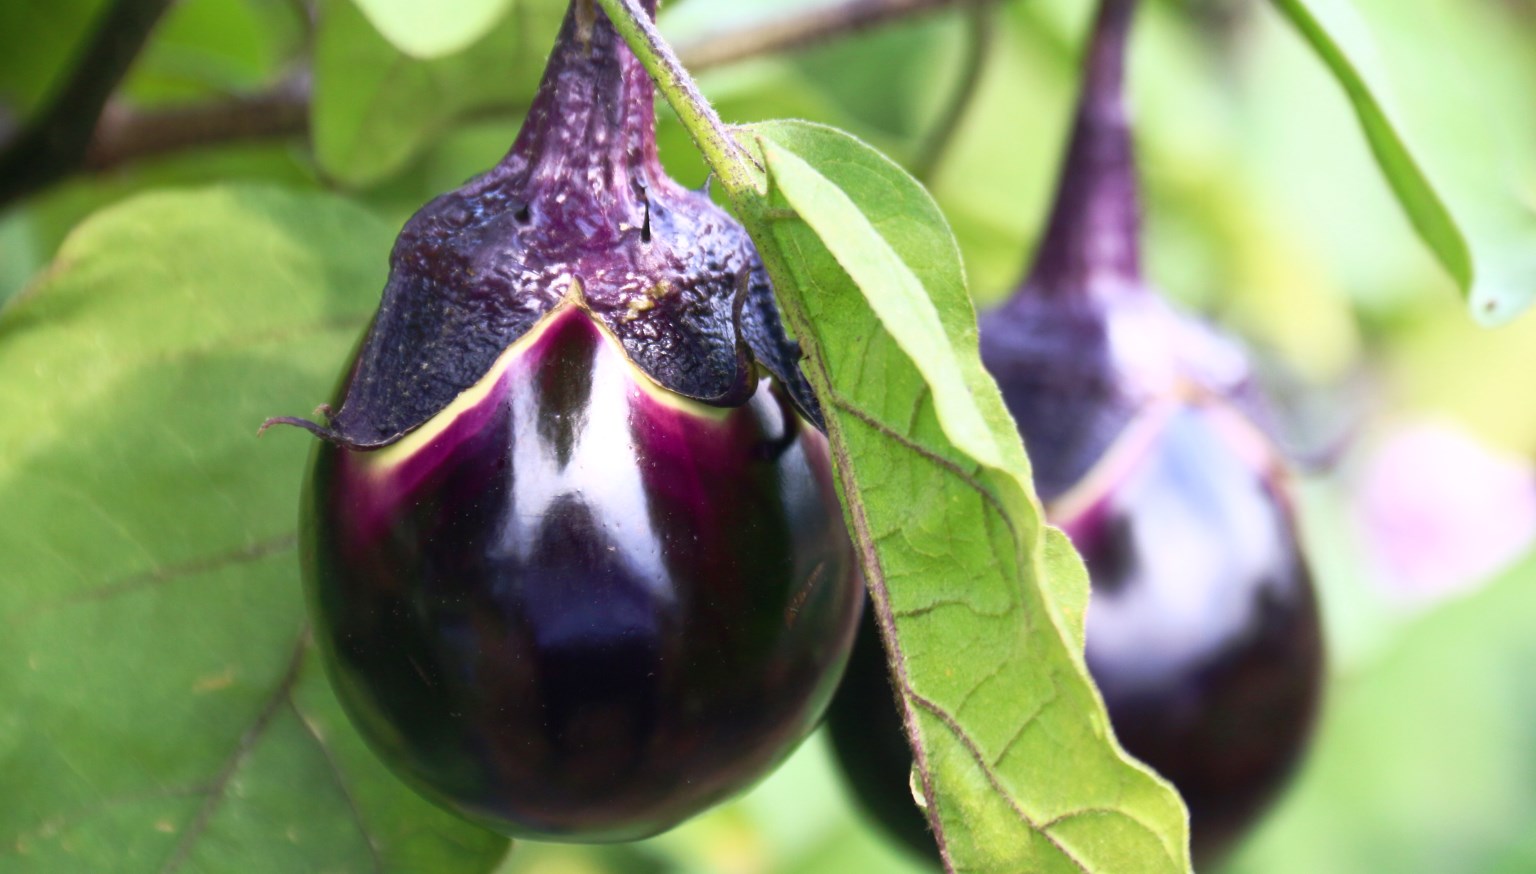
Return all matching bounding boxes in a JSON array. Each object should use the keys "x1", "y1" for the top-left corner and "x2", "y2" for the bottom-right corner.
[
  {"x1": 312, "y1": 0, "x2": 564, "y2": 186},
  {"x1": 0, "y1": 186, "x2": 508, "y2": 872},
  {"x1": 0, "y1": 0, "x2": 110, "y2": 123},
  {"x1": 353, "y1": 0, "x2": 514, "y2": 59},
  {"x1": 744, "y1": 120, "x2": 1189, "y2": 873},
  {"x1": 1271, "y1": 0, "x2": 1536, "y2": 325},
  {"x1": 0, "y1": 211, "x2": 39, "y2": 309},
  {"x1": 124, "y1": 0, "x2": 282, "y2": 105}
]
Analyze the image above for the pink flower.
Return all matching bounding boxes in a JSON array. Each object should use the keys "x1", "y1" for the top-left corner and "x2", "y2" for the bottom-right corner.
[{"x1": 1355, "y1": 420, "x2": 1536, "y2": 602}]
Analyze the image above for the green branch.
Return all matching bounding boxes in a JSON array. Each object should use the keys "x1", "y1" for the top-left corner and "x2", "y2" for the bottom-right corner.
[{"x1": 596, "y1": 0, "x2": 760, "y2": 199}]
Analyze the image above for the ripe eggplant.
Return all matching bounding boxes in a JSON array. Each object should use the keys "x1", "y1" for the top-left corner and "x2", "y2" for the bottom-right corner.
[
  {"x1": 827, "y1": 0, "x2": 1322, "y2": 866},
  {"x1": 270, "y1": 0, "x2": 861, "y2": 842}
]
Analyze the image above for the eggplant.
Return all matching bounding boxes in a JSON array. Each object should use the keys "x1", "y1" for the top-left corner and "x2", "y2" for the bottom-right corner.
[{"x1": 270, "y1": 0, "x2": 861, "y2": 842}]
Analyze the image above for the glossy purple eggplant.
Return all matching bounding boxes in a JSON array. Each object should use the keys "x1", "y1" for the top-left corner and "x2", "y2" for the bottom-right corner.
[
  {"x1": 271, "y1": 0, "x2": 861, "y2": 842},
  {"x1": 828, "y1": 0, "x2": 1322, "y2": 866}
]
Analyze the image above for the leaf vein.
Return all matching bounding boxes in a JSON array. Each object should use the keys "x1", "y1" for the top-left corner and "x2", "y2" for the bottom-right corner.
[
  {"x1": 893, "y1": 596, "x2": 1017, "y2": 621},
  {"x1": 287, "y1": 696, "x2": 385, "y2": 873},
  {"x1": 905, "y1": 381, "x2": 929, "y2": 438},
  {"x1": 1040, "y1": 806, "x2": 1183, "y2": 868},
  {"x1": 829, "y1": 389, "x2": 1016, "y2": 545},
  {"x1": 991, "y1": 673, "x2": 1061, "y2": 769},
  {"x1": 16, "y1": 532, "x2": 298, "y2": 619},
  {"x1": 906, "y1": 689, "x2": 1090, "y2": 874},
  {"x1": 158, "y1": 631, "x2": 309, "y2": 874}
]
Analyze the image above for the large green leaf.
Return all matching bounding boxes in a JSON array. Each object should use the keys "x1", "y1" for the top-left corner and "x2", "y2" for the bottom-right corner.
[
  {"x1": 1271, "y1": 0, "x2": 1536, "y2": 325},
  {"x1": 353, "y1": 0, "x2": 515, "y2": 60},
  {"x1": 0, "y1": 186, "x2": 508, "y2": 872},
  {"x1": 739, "y1": 119, "x2": 1189, "y2": 874},
  {"x1": 311, "y1": 0, "x2": 564, "y2": 186}
]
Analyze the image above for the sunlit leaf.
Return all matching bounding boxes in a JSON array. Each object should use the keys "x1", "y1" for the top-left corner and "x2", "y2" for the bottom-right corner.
[
  {"x1": 758, "y1": 136, "x2": 1001, "y2": 469},
  {"x1": 741, "y1": 119, "x2": 1190, "y2": 873},
  {"x1": 353, "y1": 0, "x2": 514, "y2": 59},
  {"x1": 312, "y1": 0, "x2": 564, "y2": 186}
]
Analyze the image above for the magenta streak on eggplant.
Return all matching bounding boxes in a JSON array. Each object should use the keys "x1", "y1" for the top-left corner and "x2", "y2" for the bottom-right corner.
[{"x1": 334, "y1": 301, "x2": 707, "y2": 545}]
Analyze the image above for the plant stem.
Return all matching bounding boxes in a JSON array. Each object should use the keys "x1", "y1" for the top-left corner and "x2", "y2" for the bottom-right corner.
[
  {"x1": 0, "y1": 0, "x2": 174, "y2": 206},
  {"x1": 911, "y1": 0, "x2": 996, "y2": 183},
  {"x1": 1018, "y1": 0, "x2": 1143, "y2": 296},
  {"x1": 679, "y1": 0, "x2": 997, "y2": 71},
  {"x1": 84, "y1": 74, "x2": 311, "y2": 172},
  {"x1": 596, "y1": 0, "x2": 760, "y2": 199}
]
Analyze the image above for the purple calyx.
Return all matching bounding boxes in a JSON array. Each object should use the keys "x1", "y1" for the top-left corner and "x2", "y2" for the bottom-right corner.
[{"x1": 269, "y1": 0, "x2": 818, "y2": 450}]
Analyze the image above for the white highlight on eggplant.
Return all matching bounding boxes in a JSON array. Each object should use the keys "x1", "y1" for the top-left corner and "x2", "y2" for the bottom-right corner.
[{"x1": 499, "y1": 313, "x2": 674, "y2": 609}]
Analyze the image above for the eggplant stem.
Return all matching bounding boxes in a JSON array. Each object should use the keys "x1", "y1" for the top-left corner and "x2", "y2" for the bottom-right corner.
[{"x1": 1019, "y1": 0, "x2": 1144, "y2": 297}]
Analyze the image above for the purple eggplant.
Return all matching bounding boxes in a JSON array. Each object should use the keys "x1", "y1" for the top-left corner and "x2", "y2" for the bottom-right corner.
[
  {"x1": 828, "y1": 0, "x2": 1322, "y2": 866},
  {"x1": 271, "y1": 0, "x2": 861, "y2": 842}
]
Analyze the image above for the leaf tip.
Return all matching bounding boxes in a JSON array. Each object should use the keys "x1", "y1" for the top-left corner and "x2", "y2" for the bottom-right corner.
[{"x1": 1469, "y1": 279, "x2": 1535, "y2": 328}]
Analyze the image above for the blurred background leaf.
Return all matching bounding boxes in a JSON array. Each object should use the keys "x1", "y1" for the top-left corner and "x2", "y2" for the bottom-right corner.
[
  {"x1": 1270, "y1": 0, "x2": 1536, "y2": 326},
  {"x1": 353, "y1": 0, "x2": 516, "y2": 60},
  {"x1": 311, "y1": 0, "x2": 563, "y2": 186},
  {"x1": 124, "y1": 0, "x2": 289, "y2": 104},
  {"x1": 1228, "y1": 552, "x2": 1536, "y2": 874}
]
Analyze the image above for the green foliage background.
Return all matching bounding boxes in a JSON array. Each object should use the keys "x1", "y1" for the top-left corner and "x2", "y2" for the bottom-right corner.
[{"x1": 2, "y1": 0, "x2": 1534, "y2": 871}]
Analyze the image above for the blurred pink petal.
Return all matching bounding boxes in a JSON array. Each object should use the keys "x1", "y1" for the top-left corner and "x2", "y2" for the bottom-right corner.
[{"x1": 1355, "y1": 420, "x2": 1536, "y2": 602}]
